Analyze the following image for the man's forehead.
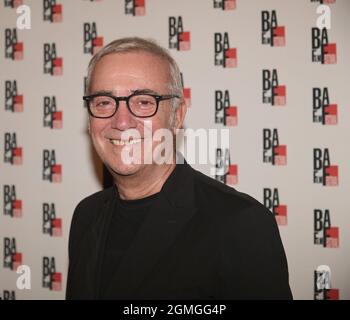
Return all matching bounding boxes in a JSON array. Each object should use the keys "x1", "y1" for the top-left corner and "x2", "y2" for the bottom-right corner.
[
  {"x1": 97, "y1": 52, "x2": 169, "y2": 75},
  {"x1": 96, "y1": 51, "x2": 168, "y2": 66},
  {"x1": 90, "y1": 52, "x2": 171, "y2": 94}
]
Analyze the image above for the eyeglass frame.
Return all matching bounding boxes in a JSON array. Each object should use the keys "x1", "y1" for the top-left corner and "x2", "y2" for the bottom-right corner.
[{"x1": 83, "y1": 92, "x2": 181, "y2": 119}]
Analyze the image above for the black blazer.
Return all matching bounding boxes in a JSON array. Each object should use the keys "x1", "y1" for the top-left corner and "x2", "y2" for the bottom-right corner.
[{"x1": 66, "y1": 162, "x2": 292, "y2": 299}]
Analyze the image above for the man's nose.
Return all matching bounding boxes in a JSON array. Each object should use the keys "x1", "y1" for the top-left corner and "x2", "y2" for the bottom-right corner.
[{"x1": 110, "y1": 101, "x2": 137, "y2": 130}]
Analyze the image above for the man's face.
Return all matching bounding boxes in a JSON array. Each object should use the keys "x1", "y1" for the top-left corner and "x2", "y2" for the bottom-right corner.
[{"x1": 89, "y1": 51, "x2": 181, "y2": 176}]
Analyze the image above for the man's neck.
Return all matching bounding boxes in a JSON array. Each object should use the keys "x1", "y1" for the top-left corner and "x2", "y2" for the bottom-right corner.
[{"x1": 112, "y1": 163, "x2": 176, "y2": 200}]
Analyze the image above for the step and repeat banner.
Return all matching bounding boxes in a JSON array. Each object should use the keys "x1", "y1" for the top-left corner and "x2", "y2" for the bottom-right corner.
[{"x1": 1, "y1": 0, "x2": 349, "y2": 300}]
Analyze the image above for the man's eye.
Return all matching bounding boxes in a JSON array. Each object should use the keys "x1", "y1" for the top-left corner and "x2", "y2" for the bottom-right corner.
[
  {"x1": 134, "y1": 97, "x2": 155, "y2": 107},
  {"x1": 139, "y1": 100, "x2": 153, "y2": 105},
  {"x1": 95, "y1": 99, "x2": 112, "y2": 107}
]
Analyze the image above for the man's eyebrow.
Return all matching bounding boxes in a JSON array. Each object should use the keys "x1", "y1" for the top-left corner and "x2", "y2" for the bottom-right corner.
[
  {"x1": 89, "y1": 89, "x2": 161, "y2": 96},
  {"x1": 131, "y1": 89, "x2": 160, "y2": 95}
]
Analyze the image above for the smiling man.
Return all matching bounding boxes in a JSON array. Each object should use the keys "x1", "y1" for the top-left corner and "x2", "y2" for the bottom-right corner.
[{"x1": 66, "y1": 37, "x2": 292, "y2": 300}]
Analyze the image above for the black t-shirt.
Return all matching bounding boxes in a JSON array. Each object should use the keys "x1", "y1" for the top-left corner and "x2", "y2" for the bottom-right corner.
[{"x1": 99, "y1": 192, "x2": 159, "y2": 299}]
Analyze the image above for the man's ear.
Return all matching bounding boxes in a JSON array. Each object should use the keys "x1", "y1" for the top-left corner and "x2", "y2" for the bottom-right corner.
[{"x1": 174, "y1": 99, "x2": 187, "y2": 130}]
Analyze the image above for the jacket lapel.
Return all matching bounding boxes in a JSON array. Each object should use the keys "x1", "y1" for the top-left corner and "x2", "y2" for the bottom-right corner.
[
  {"x1": 67, "y1": 189, "x2": 116, "y2": 299},
  {"x1": 89, "y1": 191, "x2": 116, "y2": 299},
  {"x1": 105, "y1": 163, "x2": 197, "y2": 298}
]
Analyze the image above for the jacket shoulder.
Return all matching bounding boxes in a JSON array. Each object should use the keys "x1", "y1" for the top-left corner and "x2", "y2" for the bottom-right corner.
[
  {"x1": 72, "y1": 187, "x2": 114, "y2": 226},
  {"x1": 190, "y1": 168, "x2": 292, "y2": 299},
  {"x1": 191, "y1": 168, "x2": 277, "y2": 234},
  {"x1": 74, "y1": 187, "x2": 114, "y2": 211},
  {"x1": 191, "y1": 168, "x2": 265, "y2": 214}
]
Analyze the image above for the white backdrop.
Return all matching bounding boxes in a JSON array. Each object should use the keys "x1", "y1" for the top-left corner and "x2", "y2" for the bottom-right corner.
[{"x1": 1, "y1": 0, "x2": 349, "y2": 300}]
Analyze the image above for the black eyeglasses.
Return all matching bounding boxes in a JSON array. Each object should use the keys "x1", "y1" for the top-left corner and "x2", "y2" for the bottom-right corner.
[{"x1": 83, "y1": 92, "x2": 180, "y2": 118}]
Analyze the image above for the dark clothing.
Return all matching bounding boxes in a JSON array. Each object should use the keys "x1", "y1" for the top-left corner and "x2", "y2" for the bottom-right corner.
[
  {"x1": 66, "y1": 162, "x2": 292, "y2": 299},
  {"x1": 100, "y1": 193, "x2": 158, "y2": 299}
]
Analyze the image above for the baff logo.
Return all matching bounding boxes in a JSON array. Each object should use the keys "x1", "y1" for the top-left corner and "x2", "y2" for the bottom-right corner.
[
  {"x1": 3, "y1": 237, "x2": 22, "y2": 271},
  {"x1": 314, "y1": 209, "x2": 339, "y2": 248},
  {"x1": 3, "y1": 185, "x2": 22, "y2": 218},
  {"x1": 43, "y1": 0, "x2": 62, "y2": 22},
  {"x1": 180, "y1": 73, "x2": 191, "y2": 108},
  {"x1": 215, "y1": 148, "x2": 238, "y2": 186},
  {"x1": 42, "y1": 257, "x2": 62, "y2": 291},
  {"x1": 313, "y1": 87, "x2": 337, "y2": 125},
  {"x1": 313, "y1": 148, "x2": 338, "y2": 186},
  {"x1": 5, "y1": 80, "x2": 23, "y2": 112},
  {"x1": 43, "y1": 43, "x2": 63, "y2": 76},
  {"x1": 213, "y1": 0, "x2": 236, "y2": 10},
  {"x1": 43, "y1": 96, "x2": 63, "y2": 129},
  {"x1": 0, "y1": 290, "x2": 16, "y2": 300},
  {"x1": 43, "y1": 203, "x2": 62, "y2": 237},
  {"x1": 4, "y1": 132, "x2": 22, "y2": 165},
  {"x1": 42, "y1": 149, "x2": 62, "y2": 183},
  {"x1": 214, "y1": 32, "x2": 237, "y2": 68},
  {"x1": 263, "y1": 129, "x2": 287, "y2": 166},
  {"x1": 312, "y1": 27, "x2": 337, "y2": 64},
  {"x1": 4, "y1": 28, "x2": 23, "y2": 60},
  {"x1": 314, "y1": 265, "x2": 339, "y2": 300},
  {"x1": 169, "y1": 16, "x2": 190, "y2": 51},
  {"x1": 262, "y1": 69, "x2": 286, "y2": 106},
  {"x1": 83, "y1": 22, "x2": 104, "y2": 55},
  {"x1": 125, "y1": 0, "x2": 146, "y2": 16},
  {"x1": 261, "y1": 10, "x2": 285, "y2": 46},
  {"x1": 263, "y1": 188, "x2": 287, "y2": 226},
  {"x1": 215, "y1": 90, "x2": 238, "y2": 126},
  {"x1": 4, "y1": 0, "x2": 23, "y2": 8}
]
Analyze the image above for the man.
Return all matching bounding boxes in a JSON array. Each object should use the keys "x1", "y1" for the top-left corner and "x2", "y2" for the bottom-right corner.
[{"x1": 66, "y1": 37, "x2": 292, "y2": 299}]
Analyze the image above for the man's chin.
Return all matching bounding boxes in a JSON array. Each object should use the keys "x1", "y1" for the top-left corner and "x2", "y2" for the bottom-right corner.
[{"x1": 107, "y1": 163, "x2": 144, "y2": 177}]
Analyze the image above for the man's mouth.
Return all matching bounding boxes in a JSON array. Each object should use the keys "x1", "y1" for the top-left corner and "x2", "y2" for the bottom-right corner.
[{"x1": 109, "y1": 138, "x2": 143, "y2": 146}]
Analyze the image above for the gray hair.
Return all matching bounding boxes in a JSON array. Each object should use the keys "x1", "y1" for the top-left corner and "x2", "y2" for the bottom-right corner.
[{"x1": 86, "y1": 37, "x2": 184, "y2": 114}]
